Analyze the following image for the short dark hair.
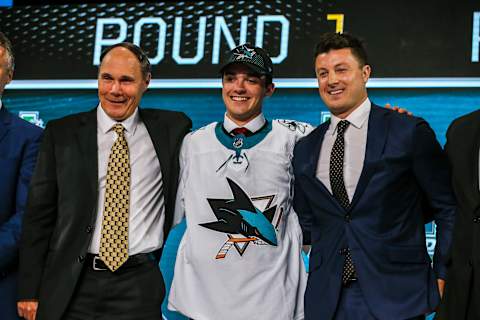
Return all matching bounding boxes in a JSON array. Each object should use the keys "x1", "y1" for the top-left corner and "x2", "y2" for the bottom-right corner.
[
  {"x1": 99, "y1": 42, "x2": 151, "y2": 79},
  {"x1": 0, "y1": 31, "x2": 14, "y2": 71},
  {"x1": 264, "y1": 75, "x2": 273, "y2": 86},
  {"x1": 314, "y1": 32, "x2": 368, "y2": 67}
]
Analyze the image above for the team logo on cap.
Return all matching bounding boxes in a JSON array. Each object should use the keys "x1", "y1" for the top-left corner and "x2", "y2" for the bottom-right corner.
[{"x1": 233, "y1": 44, "x2": 256, "y2": 61}]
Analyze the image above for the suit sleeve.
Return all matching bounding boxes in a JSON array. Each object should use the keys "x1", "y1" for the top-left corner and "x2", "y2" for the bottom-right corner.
[
  {"x1": 292, "y1": 143, "x2": 314, "y2": 245},
  {"x1": 443, "y1": 116, "x2": 459, "y2": 160},
  {"x1": 412, "y1": 120, "x2": 456, "y2": 280},
  {"x1": 18, "y1": 123, "x2": 59, "y2": 300},
  {"x1": 0, "y1": 128, "x2": 42, "y2": 270}
]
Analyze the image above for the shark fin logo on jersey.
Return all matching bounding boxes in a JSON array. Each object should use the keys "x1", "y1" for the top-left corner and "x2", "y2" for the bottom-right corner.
[{"x1": 199, "y1": 178, "x2": 280, "y2": 259}]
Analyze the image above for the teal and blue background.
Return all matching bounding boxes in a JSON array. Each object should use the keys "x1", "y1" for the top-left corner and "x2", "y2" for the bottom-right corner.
[{"x1": 4, "y1": 87, "x2": 479, "y2": 319}]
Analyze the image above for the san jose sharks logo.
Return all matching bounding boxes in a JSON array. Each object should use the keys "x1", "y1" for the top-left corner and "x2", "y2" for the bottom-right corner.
[
  {"x1": 200, "y1": 178, "x2": 282, "y2": 259},
  {"x1": 233, "y1": 44, "x2": 256, "y2": 61}
]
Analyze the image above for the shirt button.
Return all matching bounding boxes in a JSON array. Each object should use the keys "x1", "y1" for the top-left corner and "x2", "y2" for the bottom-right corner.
[
  {"x1": 345, "y1": 214, "x2": 352, "y2": 222},
  {"x1": 473, "y1": 217, "x2": 480, "y2": 223},
  {"x1": 86, "y1": 225, "x2": 94, "y2": 233}
]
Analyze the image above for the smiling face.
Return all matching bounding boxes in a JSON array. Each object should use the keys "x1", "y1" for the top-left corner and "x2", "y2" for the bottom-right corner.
[
  {"x1": 222, "y1": 63, "x2": 275, "y2": 126},
  {"x1": 98, "y1": 47, "x2": 151, "y2": 121},
  {"x1": 0, "y1": 46, "x2": 13, "y2": 97},
  {"x1": 315, "y1": 48, "x2": 371, "y2": 119}
]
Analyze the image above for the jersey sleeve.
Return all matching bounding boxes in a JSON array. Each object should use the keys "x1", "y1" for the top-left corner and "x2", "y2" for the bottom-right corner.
[{"x1": 172, "y1": 133, "x2": 192, "y2": 227}]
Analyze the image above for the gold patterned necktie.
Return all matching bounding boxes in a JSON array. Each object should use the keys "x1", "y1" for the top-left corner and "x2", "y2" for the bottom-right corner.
[{"x1": 99, "y1": 123, "x2": 130, "y2": 272}]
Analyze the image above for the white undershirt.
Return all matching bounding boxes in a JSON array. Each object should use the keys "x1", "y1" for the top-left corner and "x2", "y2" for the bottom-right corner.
[
  {"x1": 316, "y1": 98, "x2": 371, "y2": 201},
  {"x1": 89, "y1": 105, "x2": 165, "y2": 255}
]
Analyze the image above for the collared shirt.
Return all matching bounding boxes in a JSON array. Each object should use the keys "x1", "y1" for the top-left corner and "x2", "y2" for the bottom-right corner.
[
  {"x1": 316, "y1": 98, "x2": 371, "y2": 201},
  {"x1": 89, "y1": 104, "x2": 165, "y2": 255},
  {"x1": 223, "y1": 113, "x2": 266, "y2": 134}
]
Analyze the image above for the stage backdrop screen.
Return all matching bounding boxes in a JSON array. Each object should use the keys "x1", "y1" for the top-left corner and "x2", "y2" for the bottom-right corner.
[{"x1": 1, "y1": 1, "x2": 479, "y2": 320}]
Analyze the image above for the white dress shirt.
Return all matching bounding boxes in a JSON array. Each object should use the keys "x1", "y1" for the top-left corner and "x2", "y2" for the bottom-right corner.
[
  {"x1": 223, "y1": 112, "x2": 266, "y2": 133},
  {"x1": 316, "y1": 98, "x2": 371, "y2": 201},
  {"x1": 89, "y1": 105, "x2": 165, "y2": 255}
]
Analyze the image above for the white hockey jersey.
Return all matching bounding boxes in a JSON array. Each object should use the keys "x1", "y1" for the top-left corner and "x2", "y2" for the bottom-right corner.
[{"x1": 168, "y1": 119, "x2": 313, "y2": 320}]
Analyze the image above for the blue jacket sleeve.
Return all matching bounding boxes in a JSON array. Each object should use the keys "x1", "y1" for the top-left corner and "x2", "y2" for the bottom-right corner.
[
  {"x1": 412, "y1": 120, "x2": 456, "y2": 280},
  {"x1": 292, "y1": 143, "x2": 314, "y2": 245},
  {"x1": 0, "y1": 127, "x2": 42, "y2": 270}
]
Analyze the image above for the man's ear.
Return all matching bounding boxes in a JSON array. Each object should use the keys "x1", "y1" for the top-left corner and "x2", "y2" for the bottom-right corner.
[
  {"x1": 143, "y1": 73, "x2": 151, "y2": 92},
  {"x1": 265, "y1": 82, "x2": 275, "y2": 97},
  {"x1": 6, "y1": 67, "x2": 13, "y2": 85},
  {"x1": 362, "y1": 64, "x2": 371, "y2": 83}
]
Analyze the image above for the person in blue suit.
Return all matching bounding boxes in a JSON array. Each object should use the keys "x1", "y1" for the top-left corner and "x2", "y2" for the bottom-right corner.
[
  {"x1": 293, "y1": 32, "x2": 456, "y2": 319},
  {"x1": 0, "y1": 32, "x2": 42, "y2": 320}
]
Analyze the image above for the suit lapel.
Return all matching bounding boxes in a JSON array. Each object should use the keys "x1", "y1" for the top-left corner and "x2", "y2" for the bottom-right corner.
[
  {"x1": 0, "y1": 106, "x2": 11, "y2": 143},
  {"x1": 140, "y1": 109, "x2": 171, "y2": 186},
  {"x1": 350, "y1": 105, "x2": 387, "y2": 208},
  {"x1": 76, "y1": 109, "x2": 98, "y2": 192},
  {"x1": 307, "y1": 122, "x2": 329, "y2": 177}
]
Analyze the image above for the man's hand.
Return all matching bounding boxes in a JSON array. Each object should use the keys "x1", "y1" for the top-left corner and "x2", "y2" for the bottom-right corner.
[
  {"x1": 17, "y1": 300, "x2": 38, "y2": 320},
  {"x1": 437, "y1": 279, "x2": 446, "y2": 298},
  {"x1": 384, "y1": 103, "x2": 413, "y2": 116}
]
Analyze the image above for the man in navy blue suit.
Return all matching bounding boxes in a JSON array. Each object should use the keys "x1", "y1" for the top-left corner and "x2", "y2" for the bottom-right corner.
[
  {"x1": 293, "y1": 32, "x2": 456, "y2": 319},
  {"x1": 0, "y1": 32, "x2": 42, "y2": 319}
]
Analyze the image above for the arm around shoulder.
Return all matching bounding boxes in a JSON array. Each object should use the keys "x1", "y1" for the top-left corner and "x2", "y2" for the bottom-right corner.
[{"x1": 163, "y1": 110, "x2": 192, "y2": 134}]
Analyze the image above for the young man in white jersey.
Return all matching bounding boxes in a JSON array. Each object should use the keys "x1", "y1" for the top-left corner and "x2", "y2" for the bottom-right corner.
[{"x1": 168, "y1": 44, "x2": 311, "y2": 320}]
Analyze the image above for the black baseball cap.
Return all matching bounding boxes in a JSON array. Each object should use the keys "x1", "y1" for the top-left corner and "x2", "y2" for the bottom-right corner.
[{"x1": 220, "y1": 43, "x2": 273, "y2": 78}]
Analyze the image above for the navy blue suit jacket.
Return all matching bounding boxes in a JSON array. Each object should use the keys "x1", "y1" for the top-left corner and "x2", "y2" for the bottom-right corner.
[
  {"x1": 293, "y1": 104, "x2": 455, "y2": 319},
  {"x1": 0, "y1": 106, "x2": 42, "y2": 319}
]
